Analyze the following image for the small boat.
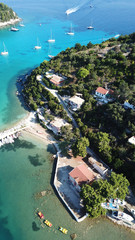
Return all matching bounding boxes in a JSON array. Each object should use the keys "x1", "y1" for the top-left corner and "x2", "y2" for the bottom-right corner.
[
  {"x1": 112, "y1": 211, "x2": 134, "y2": 223},
  {"x1": 67, "y1": 23, "x2": 74, "y2": 35},
  {"x1": 65, "y1": 6, "x2": 79, "y2": 15},
  {"x1": 19, "y1": 23, "x2": 25, "y2": 27},
  {"x1": 48, "y1": 30, "x2": 55, "y2": 43},
  {"x1": 1, "y1": 42, "x2": 8, "y2": 55},
  {"x1": 11, "y1": 27, "x2": 19, "y2": 32},
  {"x1": 37, "y1": 211, "x2": 44, "y2": 219},
  {"x1": 44, "y1": 219, "x2": 52, "y2": 227},
  {"x1": 48, "y1": 55, "x2": 54, "y2": 59},
  {"x1": 87, "y1": 25, "x2": 94, "y2": 29},
  {"x1": 34, "y1": 38, "x2": 41, "y2": 49},
  {"x1": 131, "y1": 209, "x2": 135, "y2": 218},
  {"x1": 59, "y1": 226, "x2": 68, "y2": 234}
]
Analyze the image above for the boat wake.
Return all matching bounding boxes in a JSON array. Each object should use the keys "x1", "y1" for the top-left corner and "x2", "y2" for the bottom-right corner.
[{"x1": 65, "y1": 6, "x2": 80, "y2": 15}]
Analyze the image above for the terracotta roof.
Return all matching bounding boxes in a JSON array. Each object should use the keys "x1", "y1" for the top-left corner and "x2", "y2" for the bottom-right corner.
[
  {"x1": 69, "y1": 164, "x2": 95, "y2": 186},
  {"x1": 96, "y1": 87, "x2": 108, "y2": 95}
]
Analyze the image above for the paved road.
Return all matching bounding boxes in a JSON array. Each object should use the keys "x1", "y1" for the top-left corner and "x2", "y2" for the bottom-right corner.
[{"x1": 40, "y1": 80, "x2": 110, "y2": 169}]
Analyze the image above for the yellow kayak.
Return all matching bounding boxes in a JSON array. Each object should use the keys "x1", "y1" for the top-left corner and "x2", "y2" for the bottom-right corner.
[
  {"x1": 44, "y1": 220, "x2": 52, "y2": 227},
  {"x1": 59, "y1": 226, "x2": 68, "y2": 234}
]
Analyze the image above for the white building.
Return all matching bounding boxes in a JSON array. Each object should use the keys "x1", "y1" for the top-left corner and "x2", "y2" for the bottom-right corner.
[
  {"x1": 128, "y1": 136, "x2": 135, "y2": 145},
  {"x1": 68, "y1": 95, "x2": 85, "y2": 111},
  {"x1": 88, "y1": 157, "x2": 108, "y2": 176}
]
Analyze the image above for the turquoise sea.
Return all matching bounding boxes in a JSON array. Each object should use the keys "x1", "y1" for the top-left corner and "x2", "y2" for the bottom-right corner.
[{"x1": 0, "y1": 0, "x2": 135, "y2": 239}]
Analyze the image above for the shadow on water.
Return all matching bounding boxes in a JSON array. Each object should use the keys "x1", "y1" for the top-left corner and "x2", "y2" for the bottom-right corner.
[
  {"x1": 0, "y1": 216, "x2": 13, "y2": 240},
  {"x1": 46, "y1": 143, "x2": 56, "y2": 155},
  {"x1": 0, "y1": 138, "x2": 36, "y2": 152},
  {"x1": 28, "y1": 154, "x2": 46, "y2": 167},
  {"x1": 32, "y1": 221, "x2": 40, "y2": 231}
]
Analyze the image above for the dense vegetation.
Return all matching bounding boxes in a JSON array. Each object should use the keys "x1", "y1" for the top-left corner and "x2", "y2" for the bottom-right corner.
[
  {"x1": 23, "y1": 33, "x2": 135, "y2": 188},
  {"x1": 81, "y1": 172, "x2": 129, "y2": 218},
  {"x1": 0, "y1": 3, "x2": 18, "y2": 22}
]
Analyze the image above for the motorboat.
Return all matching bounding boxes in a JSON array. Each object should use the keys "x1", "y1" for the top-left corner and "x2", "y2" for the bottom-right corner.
[
  {"x1": 65, "y1": 6, "x2": 79, "y2": 15},
  {"x1": 112, "y1": 211, "x2": 134, "y2": 223},
  {"x1": 11, "y1": 27, "x2": 19, "y2": 32},
  {"x1": 87, "y1": 25, "x2": 94, "y2": 29},
  {"x1": 59, "y1": 226, "x2": 68, "y2": 234},
  {"x1": 37, "y1": 211, "x2": 44, "y2": 219},
  {"x1": 48, "y1": 55, "x2": 54, "y2": 59},
  {"x1": 43, "y1": 220, "x2": 52, "y2": 227}
]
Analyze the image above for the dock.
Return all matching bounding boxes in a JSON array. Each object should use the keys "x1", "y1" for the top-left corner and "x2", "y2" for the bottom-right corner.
[{"x1": 0, "y1": 124, "x2": 27, "y2": 147}]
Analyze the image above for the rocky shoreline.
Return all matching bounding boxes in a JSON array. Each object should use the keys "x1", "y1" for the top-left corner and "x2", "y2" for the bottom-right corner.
[{"x1": 0, "y1": 18, "x2": 21, "y2": 28}]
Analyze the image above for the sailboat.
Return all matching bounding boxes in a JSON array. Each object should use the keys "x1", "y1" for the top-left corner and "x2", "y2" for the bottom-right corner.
[
  {"x1": 67, "y1": 23, "x2": 74, "y2": 35},
  {"x1": 34, "y1": 38, "x2": 41, "y2": 49},
  {"x1": 1, "y1": 42, "x2": 8, "y2": 55},
  {"x1": 87, "y1": 21, "x2": 94, "y2": 29},
  {"x1": 47, "y1": 30, "x2": 55, "y2": 43}
]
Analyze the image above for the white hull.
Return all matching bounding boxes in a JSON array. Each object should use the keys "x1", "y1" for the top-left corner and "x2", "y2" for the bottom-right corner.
[
  {"x1": 19, "y1": 24, "x2": 25, "y2": 27},
  {"x1": 65, "y1": 6, "x2": 79, "y2": 15},
  {"x1": 35, "y1": 46, "x2": 41, "y2": 49},
  {"x1": 67, "y1": 32, "x2": 74, "y2": 35},
  {"x1": 48, "y1": 39, "x2": 55, "y2": 43},
  {"x1": 48, "y1": 55, "x2": 54, "y2": 59},
  {"x1": 1, "y1": 51, "x2": 8, "y2": 55},
  {"x1": 87, "y1": 26, "x2": 94, "y2": 29},
  {"x1": 11, "y1": 27, "x2": 19, "y2": 32}
]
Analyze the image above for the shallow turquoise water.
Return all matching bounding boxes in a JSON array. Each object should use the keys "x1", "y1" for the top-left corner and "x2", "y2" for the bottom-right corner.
[
  {"x1": 0, "y1": 133, "x2": 135, "y2": 240},
  {"x1": 0, "y1": 1, "x2": 135, "y2": 239},
  {"x1": 1, "y1": 0, "x2": 134, "y2": 128}
]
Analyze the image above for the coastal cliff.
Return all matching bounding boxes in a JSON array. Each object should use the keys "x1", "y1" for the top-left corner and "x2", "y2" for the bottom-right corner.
[{"x1": 0, "y1": 2, "x2": 20, "y2": 28}]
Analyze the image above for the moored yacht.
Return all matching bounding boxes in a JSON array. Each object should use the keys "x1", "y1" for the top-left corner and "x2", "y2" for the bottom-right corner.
[
  {"x1": 11, "y1": 27, "x2": 19, "y2": 32},
  {"x1": 112, "y1": 211, "x2": 134, "y2": 224},
  {"x1": 34, "y1": 38, "x2": 41, "y2": 49},
  {"x1": 87, "y1": 25, "x2": 94, "y2": 29},
  {"x1": 48, "y1": 30, "x2": 55, "y2": 43},
  {"x1": 67, "y1": 23, "x2": 74, "y2": 35},
  {"x1": 1, "y1": 42, "x2": 8, "y2": 55}
]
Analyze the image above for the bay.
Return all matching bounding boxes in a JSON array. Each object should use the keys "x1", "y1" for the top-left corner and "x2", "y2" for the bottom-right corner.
[{"x1": 0, "y1": 0, "x2": 135, "y2": 239}]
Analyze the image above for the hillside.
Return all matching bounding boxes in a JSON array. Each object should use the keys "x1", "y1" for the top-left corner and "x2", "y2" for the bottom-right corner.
[
  {"x1": 0, "y1": 2, "x2": 18, "y2": 22},
  {"x1": 22, "y1": 33, "x2": 135, "y2": 188}
]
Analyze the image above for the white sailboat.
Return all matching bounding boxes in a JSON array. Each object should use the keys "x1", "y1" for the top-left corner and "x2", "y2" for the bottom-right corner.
[
  {"x1": 34, "y1": 38, "x2": 41, "y2": 49},
  {"x1": 47, "y1": 30, "x2": 55, "y2": 43},
  {"x1": 1, "y1": 42, "x2": 8, "y2": 55},
  {"x1": 67, "y1": 23, "x2": 74, "y2": 35},
  {"x1": 87, "y1": 21, "x2": 94, "y2": 29}
]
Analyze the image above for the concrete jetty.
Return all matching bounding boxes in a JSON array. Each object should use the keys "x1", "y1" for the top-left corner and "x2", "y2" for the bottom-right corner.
[{"x1": 0, "y1": 124, "x2": 27, "y2": 147}]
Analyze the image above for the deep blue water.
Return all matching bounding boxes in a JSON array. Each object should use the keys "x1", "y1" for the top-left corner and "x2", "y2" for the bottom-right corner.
[{"x1": 0, "y1": 1, "x2": 135, "y2": 240}]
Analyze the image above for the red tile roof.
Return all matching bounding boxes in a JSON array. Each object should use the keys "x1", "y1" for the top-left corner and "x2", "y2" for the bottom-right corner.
[
  {"x1": 96, "y1": 87, "x2": 108, "y2": 95},
  {"x1": 69, "y1": 164, "x2": 95, "y2": 186}
]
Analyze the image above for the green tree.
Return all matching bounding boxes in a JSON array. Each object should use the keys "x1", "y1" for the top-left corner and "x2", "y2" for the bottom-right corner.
[
  {"x1": 72, "y1": 137, "x2": 89, "y2": 157},
  {"x1": 77, "y1": 67, "x2": 89, "y2": 80}
]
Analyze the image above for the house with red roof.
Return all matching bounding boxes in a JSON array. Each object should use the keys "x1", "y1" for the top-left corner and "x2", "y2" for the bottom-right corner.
[
  {"x1": 95, "y1": 87, "x2": 109, "y2": 99},
  {"x1": 95, "y1": 87, "x2": 114, "y2": 103},
  {"x1": 69, "y1": 164, "x2": 96, "y2": 191}
]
